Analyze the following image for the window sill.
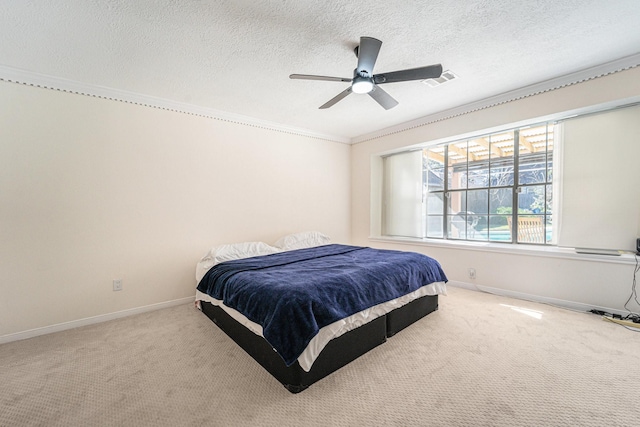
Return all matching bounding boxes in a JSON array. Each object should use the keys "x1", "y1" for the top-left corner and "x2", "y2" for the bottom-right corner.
[{"x1": 369, "y1": 236, "x2": 638, "y2": 265}]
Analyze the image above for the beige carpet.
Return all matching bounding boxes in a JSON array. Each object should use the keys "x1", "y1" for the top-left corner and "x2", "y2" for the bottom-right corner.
[{"x1": 2, "y1": 286, "x2": 640, "y2": 426}]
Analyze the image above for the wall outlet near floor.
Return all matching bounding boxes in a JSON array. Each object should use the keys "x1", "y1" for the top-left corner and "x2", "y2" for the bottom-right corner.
[
  {"x1": 468, "y1": 268, "x2": 476, "y2": 280},
  {"x1": 113, "y1": 279, "x2": 123, "y2": 291}
]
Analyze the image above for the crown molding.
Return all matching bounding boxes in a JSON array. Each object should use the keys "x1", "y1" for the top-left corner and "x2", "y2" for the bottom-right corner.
[
  {"x1": 351, "y1": 52, "x2": 640, "y2": 144},
  {"x1": 3, "y1": 53, "x2": 639, "y2": 146},
  {"x1": 0, "y1": 64, "x2": 350, "y2": 144}
]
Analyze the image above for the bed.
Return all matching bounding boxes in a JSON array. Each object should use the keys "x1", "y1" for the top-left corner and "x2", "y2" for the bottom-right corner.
[{"x1": 195, "y1": 233, "x2": 447, "y2": 393}]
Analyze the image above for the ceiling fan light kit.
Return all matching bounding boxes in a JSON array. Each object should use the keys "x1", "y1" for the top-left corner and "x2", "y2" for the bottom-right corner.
[
  {"x1": 351, "y1": 75, "x2": 374, "y2": 94},
  {"x1": 290, "y1": 36, "x2": 443, "y2": 110}
]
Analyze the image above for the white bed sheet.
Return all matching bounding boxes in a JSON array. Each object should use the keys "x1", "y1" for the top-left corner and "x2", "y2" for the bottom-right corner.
[{"x1": 195, "y1": 281, "x2": 446, "y2": 372}]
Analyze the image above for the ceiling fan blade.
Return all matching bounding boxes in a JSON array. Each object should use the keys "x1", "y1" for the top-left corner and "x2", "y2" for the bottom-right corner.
[
  {"x1": 373, "y1": 64, "x2": 443, "y2": 84},
  {"x1": 368, "y1": 86, "x2": 399, "y2": 110},
  {"x1": 319, "y1": 87, "x2": 353, "y2": 109},
  {"x1": 290, "y1": 74, "x2": 351, "y2": 82},
  {"x1": 356, "y1": 37, "x2": 382, "y2": 77}
]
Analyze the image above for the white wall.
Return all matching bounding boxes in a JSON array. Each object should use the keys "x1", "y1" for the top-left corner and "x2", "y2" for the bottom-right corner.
[
  {"x1": 0, "y1": 82, "x2": 351, "y2": 338},
  {"x1": 351, "y1": 67, "x2": 640, "y2": 313}
]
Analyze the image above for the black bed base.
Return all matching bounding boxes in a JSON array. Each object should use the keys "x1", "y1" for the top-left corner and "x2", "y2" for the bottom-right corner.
[{"x1": 200, "y1": 294, "x2": 438, "y2": 393}]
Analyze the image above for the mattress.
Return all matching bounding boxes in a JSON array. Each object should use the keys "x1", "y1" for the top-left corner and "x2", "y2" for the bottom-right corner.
[{"x1": 196, "y1": 280, "x2": 446, "y2": 371}]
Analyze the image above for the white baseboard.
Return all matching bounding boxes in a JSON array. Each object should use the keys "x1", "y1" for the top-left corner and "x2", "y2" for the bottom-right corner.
[
  {"x1": 447, "y1": 280, "x2": 478, "y2": 291},
  {"x1": 447, "y1": 280, "x2": 629, "y2": 316},
  {"x1": 2, "y1": 284, "x2": 629, "y2": 345},
  {"x1": 0, "y1": 296, "x2": 195, "y2": 345}
]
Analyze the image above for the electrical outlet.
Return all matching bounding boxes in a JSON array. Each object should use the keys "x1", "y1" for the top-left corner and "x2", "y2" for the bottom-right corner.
[
  {"x1": 113, "y1": 279, "x2": 123, "y2": 291},
  {"x1": 468, "y1": 268, "x2": 476, "y2": 280}
]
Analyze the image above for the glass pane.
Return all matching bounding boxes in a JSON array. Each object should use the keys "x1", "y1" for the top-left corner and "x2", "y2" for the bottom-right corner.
[
  {"x1": 468, "y1": 137, "x2": 491, "y2": 162},
  {"x1": 448, "y1": 211, "x2": 482, "y2": 240},
  {"x1": 489, "y1": 215, "x2": 512, "y2": 242},
  {"x1": 448, "y1": 215, "x2": 467, "y2": 239},
  {"x1": 427, "y1": 193, "x2": 444, "y2": 214},
  {"x1": 518, "y1": 185, "x2": 546, "y2": 214},
  {"x1": 448, "y1": 141, "x2": 468, "y2": 190},
  {"x1": 447, "y1": 191, "x2": 466, "y2": 214},
  {"x1": 467, "y1": 189, "x2": 488, "y2": 214},
  {"x1": 426, "y1": 215, "x2": 443, "y2": 238},
  {"x1": 546, "y1": 184, "x2": 553, "y2": 214},
  {"x1": 519, "y1": 125, "x2": 548, "y2": 185},
  {"x1": 425, "y1": 148, "x2": 446, "y2": 191},
  {"x1": 468, "y1": 159, "x2": 489, "y2": 188},
  {"x1": 490, "y1": 131, "x2": 515, "y2": 186},
  {"x1": 490, "y1": 131, "x2": 515, "y2": 157},
  {"x1": 425, "y1": 147, "x2": 445, "y2": 168},
  {"x1": 469, "y1": 215, "x2": 488, "y2": 241},
  {"x1": 490, "y1": 158, "x2": 514, "y2": 187},
  {"x1": 515, "y1": 215, "x2": 545, "y2": 244},
  {"x1": 489, "y1": 188, "x2": 512, "y2": 214},
  {"x1": 518, "y1": 153, "x2": 547, "y2": 184},
  {"x1": 428, "y1": 168, "x2": 445, "y2": 191},
  {"x1": 467, "y1": 138, "x2": 489, "y2": 188},
  {"x1": 545, "y1": 215, "x2": 553, "y2": 244},
  {"x1": 547, "y1": 126, "x2": 554, "y2": 183}
]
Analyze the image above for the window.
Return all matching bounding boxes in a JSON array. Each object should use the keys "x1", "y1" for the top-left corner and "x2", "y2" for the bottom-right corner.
[
  {"x1": 384, "y1": 122, "x2": 557, "y2": 245},
  {"x1": 379, "y1": 103, "x2": 640, "y2": 252}
]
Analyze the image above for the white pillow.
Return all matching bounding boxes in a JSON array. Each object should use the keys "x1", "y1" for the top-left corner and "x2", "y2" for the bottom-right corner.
[
  {"x1": 195, "y1": 241, "x2": 280, "y2": 283},
  {"x1": 273, "y1": 231, "x2": 331, "y2": 251}
]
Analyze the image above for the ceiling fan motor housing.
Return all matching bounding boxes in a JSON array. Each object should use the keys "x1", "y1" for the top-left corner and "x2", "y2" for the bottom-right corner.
[{"x1": 352, "y1": 70, "x2": 374, "y2": 94}]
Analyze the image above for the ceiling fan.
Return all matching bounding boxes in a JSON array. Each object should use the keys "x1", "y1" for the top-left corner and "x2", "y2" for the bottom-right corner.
[{"x1": 290, "y1": 36, "x2": 443, "y2": 110}]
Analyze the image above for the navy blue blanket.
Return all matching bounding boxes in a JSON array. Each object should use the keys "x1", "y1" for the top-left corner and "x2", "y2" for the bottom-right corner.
[{"x1": 196, "y1": 244, "x2": 447, "y2": 366}]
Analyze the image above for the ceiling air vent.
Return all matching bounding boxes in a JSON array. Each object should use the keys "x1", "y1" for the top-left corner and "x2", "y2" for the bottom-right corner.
[{"x1": 422, "y1": 70, "x2": 458, "y2": 87}]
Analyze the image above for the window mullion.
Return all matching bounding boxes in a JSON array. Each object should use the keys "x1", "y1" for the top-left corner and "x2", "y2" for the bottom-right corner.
[
  {"x1": 513, "y1": 129, "x2": 520, "y2": 242},
  {"x1": 443, "y1": 145, "x2": 449, "y2": 238}
]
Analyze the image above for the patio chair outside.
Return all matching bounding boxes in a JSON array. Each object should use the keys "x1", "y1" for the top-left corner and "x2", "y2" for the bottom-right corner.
[{"x1": 507, "y1": 216, "x2": 546, "y2": 243}]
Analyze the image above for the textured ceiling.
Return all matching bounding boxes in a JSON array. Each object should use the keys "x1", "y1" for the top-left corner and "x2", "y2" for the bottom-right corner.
[{"x1": 1, "y1": 1, "x2": 640, "y2": 140}]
